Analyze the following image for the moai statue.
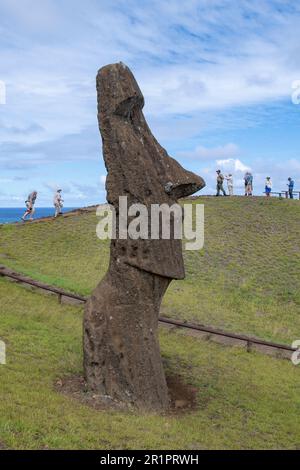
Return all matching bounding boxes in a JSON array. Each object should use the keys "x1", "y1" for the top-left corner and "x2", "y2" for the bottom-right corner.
[{"x1": 83, "y1": 63, "x2": 205, "y2": 411}]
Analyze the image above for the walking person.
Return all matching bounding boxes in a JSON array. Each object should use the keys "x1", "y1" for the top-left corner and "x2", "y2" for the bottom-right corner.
[
  {"x1": 265, "y1": 177, "x2": 272, "y2": 197},
  {"x1": 53, "y1": 189, "x2": 64, "y2": 218},
  {"x1": 21, "y1": 191, "x2": 37, "y2": 221},
  {"x1": 225, "y1": 174, "x2": 234, "y2": 196},
  {"x1": 287, "y1": 177, "x2": 294, "y2": 199},
  {"x1": 244, "y1": 172, "x2": 253, "y2": 196},
  {"x1": 215, "y1": 170, "x2": 227, "y2": 196}
]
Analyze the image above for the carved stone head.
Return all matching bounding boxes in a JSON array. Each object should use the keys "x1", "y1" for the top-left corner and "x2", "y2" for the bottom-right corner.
[{"x1": 97, "y1": 62, "x2": 205, "y2": 279}]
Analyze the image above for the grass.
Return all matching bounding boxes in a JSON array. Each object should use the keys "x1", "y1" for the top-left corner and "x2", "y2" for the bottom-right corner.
[
  {"x1": 0, "y1": 197, "x2": 299, "y2": 344},
  {"x1": 0, "y1": 277, "x2": 300, "y2": 450}
]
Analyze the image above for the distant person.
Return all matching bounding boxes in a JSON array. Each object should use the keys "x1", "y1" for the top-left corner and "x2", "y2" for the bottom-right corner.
[
  {"x1": 287, "y1": 177, "x2": 295, "y2": 199},
  {"x1": 244, "y1": 172, "x2": 253, "y2": 196},
  {"x1": 225, "y1": 174, "x2": 234, "y2": 196},
  {"x1": 216, "y1": 170, "x2": 227, "y2": 196},
  {"x1": 21, "y1": 191, "x2": 37, "y2": 221},
  {"x1": 244, "y1": 172, "x2": 248, "y2": 195},
  {"x1": 265, "y1": 177, "x2": 272, "y2": 197},
  {"x1": 54, "y1": 189, "x2": 64, "y2": 218}
]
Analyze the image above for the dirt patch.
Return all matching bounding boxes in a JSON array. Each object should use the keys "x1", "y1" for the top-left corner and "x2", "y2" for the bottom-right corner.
[
  {"x1": 54, "y1": 375, "x2": 121, "y2": 411},
  {"x1": 0, "y1": 441, "x2": 7, "y2": 449},
  {"x1": 54, "y1": 374, "x2": 198, "y2": 415},
  {"x1": 166, "y1": 375, "x2": 198, "y2": 414}
]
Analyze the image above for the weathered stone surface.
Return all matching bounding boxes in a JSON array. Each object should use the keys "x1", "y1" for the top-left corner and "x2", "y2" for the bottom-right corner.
[{"x1": 83, "y1": 62, "x2": 205, "y2": 411}]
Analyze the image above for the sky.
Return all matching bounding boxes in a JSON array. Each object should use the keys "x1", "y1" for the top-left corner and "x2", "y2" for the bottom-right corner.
[{"x1": 0, "y1": 0, "x2": 299, "y2": 207}]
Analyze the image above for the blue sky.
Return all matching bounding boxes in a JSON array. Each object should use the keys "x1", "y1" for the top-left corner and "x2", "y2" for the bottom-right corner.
[{"x1": 0, "y1": 0, "x2": 299, "y2": 206}]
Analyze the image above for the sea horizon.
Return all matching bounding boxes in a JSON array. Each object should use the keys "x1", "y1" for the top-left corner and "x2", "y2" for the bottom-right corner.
[{"x1": 0, "y1": 207, "x2": 79, "y2": 224}]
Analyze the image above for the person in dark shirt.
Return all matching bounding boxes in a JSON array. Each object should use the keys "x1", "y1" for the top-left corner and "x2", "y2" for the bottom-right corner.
[
  {"x1": 244, "y1": 172, "x2": 253, "y2": 196},
  {"x1": 287, "y1": 177, "x2": 295, "y2": 199}
]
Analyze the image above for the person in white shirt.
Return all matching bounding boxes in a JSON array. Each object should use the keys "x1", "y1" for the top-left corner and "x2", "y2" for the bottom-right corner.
[
  {"x1": 265, "y1": 177, "x2": 272, "y2": 197},
  {"x1": 53, "y1": 189, "x2": 64, "y2": 218},
  {"x1": 225, "y1": 174, "x2": 234, "y2": 196},
  {"x1": 21, "y1": 191, "x2": 37, "y2": 221}
]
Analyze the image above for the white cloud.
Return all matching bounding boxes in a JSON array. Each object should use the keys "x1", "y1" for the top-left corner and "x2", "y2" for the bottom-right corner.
[
  {"x1": 179, "y1": 143, "x2": 240, "y2": 160},
  {"x1": 44, "y1": 182, "x2": 70, "y2": 193},
  {"x1": 0, "y1": 0, "x2": 62, "y2": 33},
  {"x1": 0, "y1": 1, "x2": 299, "y2": 205},
  {"x1": 0, "y1": 0, "x2": 299, "y2": 148},
  {"x1": 216, "y1": 158, "x2": 251, "y2": 173}
]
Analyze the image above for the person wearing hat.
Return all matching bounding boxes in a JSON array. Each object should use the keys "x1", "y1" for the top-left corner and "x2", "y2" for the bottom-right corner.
[
  {"x1": 287, "y1": 177, "x2": 294, "y2": 199},
  {"x1": 21, "y1": 191, "x2": 38, "y2": 221},
  {"x1": 216, "y1": 170, "x2": 227, "y2": 196},
  {"x1": 53, "y1": 189, "x2": 64, "y2": 218},
  {"x1": 225, "y1": 173, "x2": 234, "y2": 196},
  {"x1": 265, "y1": 177, "x2": 272, "y2": 197}
]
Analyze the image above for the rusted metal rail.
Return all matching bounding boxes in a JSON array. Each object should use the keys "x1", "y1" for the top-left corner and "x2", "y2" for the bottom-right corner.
[
  {"x1": 0, "y1": 266, "x2": 85, "y2": 302},
  {"x1": 158, "y1": 316, "x2": 295, "y2": 351},
  {"x1": 0, "y1": 265, "x2": 296, "y2": 360}
]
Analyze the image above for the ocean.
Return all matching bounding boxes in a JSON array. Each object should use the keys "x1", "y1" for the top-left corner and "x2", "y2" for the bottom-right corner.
[{"x1": 0, "y1": 207, "x2": 78, "y2": 224}]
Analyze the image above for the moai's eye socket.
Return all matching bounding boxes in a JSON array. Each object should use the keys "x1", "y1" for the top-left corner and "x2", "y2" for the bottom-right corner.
[{"x1": 114, "y1": 96, "x2": 144, "y2": 119}]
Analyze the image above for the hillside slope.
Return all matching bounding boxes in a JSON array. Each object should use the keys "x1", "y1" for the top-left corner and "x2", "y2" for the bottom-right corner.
[
  {"x1": 0, "y1": 196, "x2": 299, "y2": 343},
  {"x1": 1, "y1": 277, "x2": 300, "y2": 449}
]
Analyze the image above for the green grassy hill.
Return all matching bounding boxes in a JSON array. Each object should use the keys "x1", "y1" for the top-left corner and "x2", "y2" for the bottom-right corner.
[
  {"x1": 0, "y1": 278, "x2": 300, "y2": 450},
  {"x1": 1, "y1": 196, "x2": 300, "y2": 449},
  {"x1": 0, "y1": 196, "x2": 299, "y2": 344}
]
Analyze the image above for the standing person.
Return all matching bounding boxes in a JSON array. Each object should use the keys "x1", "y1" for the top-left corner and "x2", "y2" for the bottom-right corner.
[
  {"x1": 244, "y1": 172, "x2": 248, "y2": 196},
  {"x1": 244, "y1": 172, "x2": 253, "y2": 196},
  {"x1": 216, "y1": 170, "x2": 227, "y2": 196},
  {"x1": 287, "y1": 177, "x2": 294, "y2": 199},
  {"x1": 21, "y1": 191, "x2": 37, "y2": 221},
  {"x1": 225, "y1": 174, "x2": 234, "y2": 196},
  {"x1": 265, "y1": 177, "x2": 272, "y2": 197},
  {"x1": 247, "y1": 172, "x2": 253, "y2": 196},
  {"x1": 53, "y1": 189, "x2": 64, "y2": 218}
]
